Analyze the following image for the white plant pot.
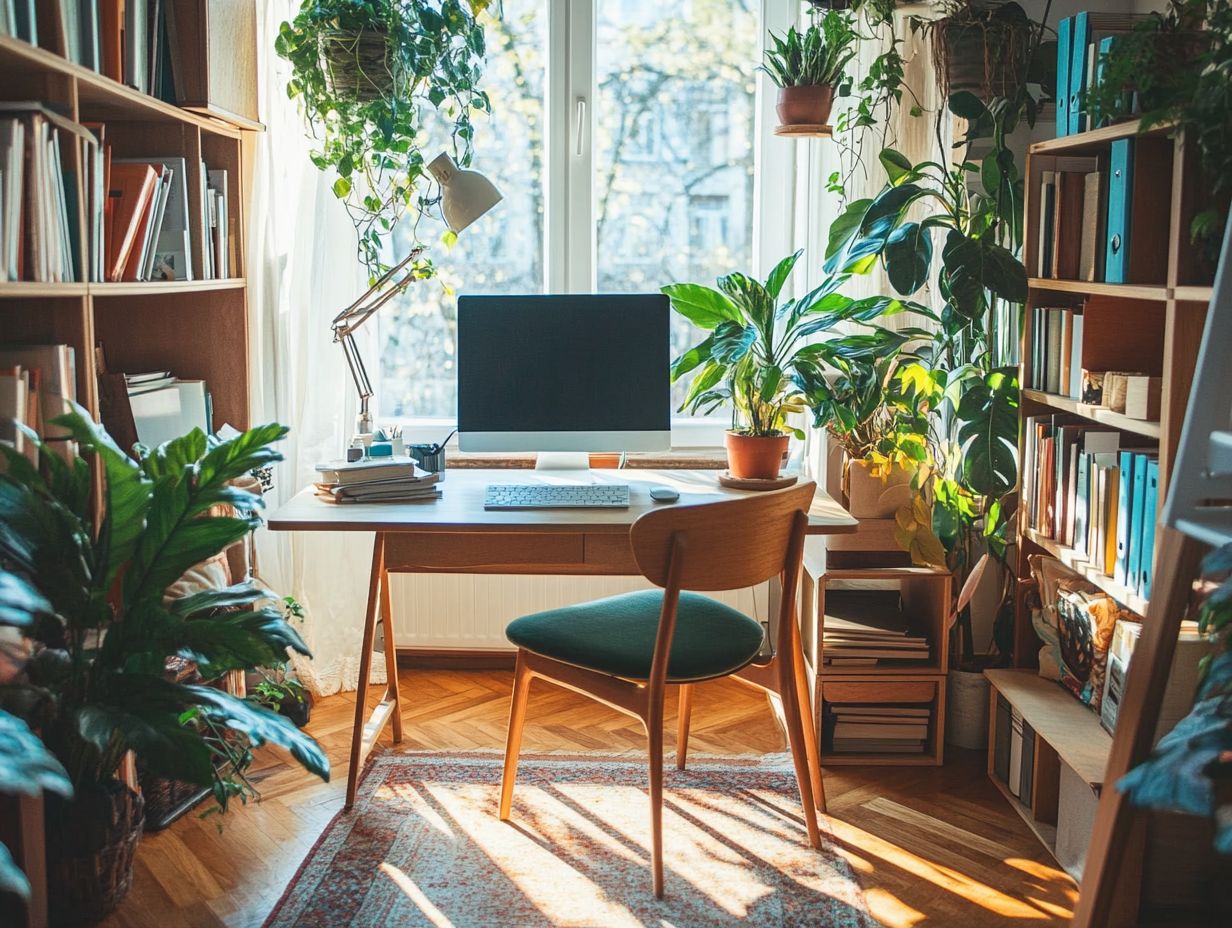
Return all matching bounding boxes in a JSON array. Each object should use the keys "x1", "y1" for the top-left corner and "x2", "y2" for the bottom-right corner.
[{"x1": 945, "y1": 668, "x2": 991, "y2": 750}]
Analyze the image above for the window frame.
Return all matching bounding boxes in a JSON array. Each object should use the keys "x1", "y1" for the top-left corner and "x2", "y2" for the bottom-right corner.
[{"x1": 378, "y1": 0, "x2": 801, "y2": 450}]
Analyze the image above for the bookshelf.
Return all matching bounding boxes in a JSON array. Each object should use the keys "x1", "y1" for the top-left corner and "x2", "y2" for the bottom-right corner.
[
  {"x1": 998, "y1": 115, "x2": 1215, "y2": 890},
  {"x1": 0, "y1": 16, "x2": 255, "y2": 435}
]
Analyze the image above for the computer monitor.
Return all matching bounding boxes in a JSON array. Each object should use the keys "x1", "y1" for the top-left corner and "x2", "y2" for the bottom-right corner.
[{"x1": 457, "y1": 294, "x2": 671, "y2": 453}]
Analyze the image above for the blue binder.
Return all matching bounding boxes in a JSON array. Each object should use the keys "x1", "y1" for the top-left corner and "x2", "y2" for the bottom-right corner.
[
  {"x1": 1139, "y1": 459, "x2": 1160, "y2": 598},
  {"x1": 1074, "y1": 452, "x2": 1091, "y2": 556},
  {"x1": 1127, "y1": 453, "x2": 1153, "y2": 596},
  {"x1": 1056, "y1": 17, "x2": 1072, "y2": 138},
  {"x1": 1095, "y1": 36, "x2": 1116, "y2": 129},
  {"x1": 1106, "y1": 139, "x2": 1134, "y2": 284},
  {"x1": 1114, "y1": 450, "x2": 1136, "y2": 587},
  {"x1": 1069, "y1": 12, "x2": 1093, "y2": 136}
]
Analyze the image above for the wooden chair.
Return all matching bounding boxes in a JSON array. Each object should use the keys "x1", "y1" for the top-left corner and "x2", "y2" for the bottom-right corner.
[{"x1": 497, "y1": 482, "x2": 823, "y2": 898}]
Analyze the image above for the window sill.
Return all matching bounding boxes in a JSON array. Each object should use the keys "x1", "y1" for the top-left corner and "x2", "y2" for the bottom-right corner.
[{"x1": 447, "y1": 450, "x2": 727, "y2": 470}]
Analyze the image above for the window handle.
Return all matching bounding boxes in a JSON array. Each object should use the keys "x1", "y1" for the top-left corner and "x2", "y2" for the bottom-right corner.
[{"x1": 575, "y1": 97, "x2": 587, "y2": 156}]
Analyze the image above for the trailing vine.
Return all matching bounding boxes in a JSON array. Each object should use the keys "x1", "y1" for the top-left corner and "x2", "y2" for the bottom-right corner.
[{"x1": 276, "y1": 0, "x2": 492, "y2": 279}]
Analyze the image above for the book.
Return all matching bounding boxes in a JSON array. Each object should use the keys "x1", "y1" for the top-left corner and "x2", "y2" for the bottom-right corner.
[
  {"x1": 105, "y1": 162, "x2": 158, "y2": 281},
  {"x1": 314, "y1": 456, "x2": 434, "y2": 485},
  {"x1": 116, "y1": 156, "x2": 193, "y2": 280},
  {"x1": 1037, "y1": 171, "x2": 1056, "y2": 276},
  {"x1": 207, "y1": 168, "x2": 229, "y2": 277},
  {"x1": 830, "y1": 705, "x2": 930, "y2": 718},
  {"x1": 1068, "y1": 314, "x2": 1085, "y2": 400},
  {"x1": 325, "y1": 485, "x2": 443, "y2": 504},
  {"x1": 833, "y1": 722, "x2": 928, "y2": 740},
  {"x1": 1079, "y1": 172, "x2": 1104, "y2": 281},
  {"x1": 129, "y1": 379, "x2": 210, "y2": 448},
  {"x1": 1139, "y1": 458, "x2": 1160, "y2": 598},
  {"x1": 831, "y1": 739, "x2": 925, "y2": 754},
  {"x1": 0, "y1": 364, "x2": 32, "y2": 462}
]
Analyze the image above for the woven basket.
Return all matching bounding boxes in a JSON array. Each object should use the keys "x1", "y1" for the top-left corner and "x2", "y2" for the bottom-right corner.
[
  {"x1": 46, "y1": 782, "x2": 144, "y2": 927},
  {"x1": 319, "y1": 29, "x2": 399, "y2": 103}
]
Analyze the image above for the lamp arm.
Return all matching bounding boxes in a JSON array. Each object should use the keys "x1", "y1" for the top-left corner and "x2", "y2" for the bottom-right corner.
[
  {"x1": 339, "y1": 331, "x2": 374, "y2": 437},
  {"x1": 330, "y1": 245, "x2": 427, "y2": 335}
]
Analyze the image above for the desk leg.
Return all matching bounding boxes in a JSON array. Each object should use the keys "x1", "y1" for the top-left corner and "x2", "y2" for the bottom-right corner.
[
  {"x1": 380, "y1": 567, "x2": 403, "y2": 743},
  {"x1": 345, "y1": 533, "x2": 402, "y2": 810}
]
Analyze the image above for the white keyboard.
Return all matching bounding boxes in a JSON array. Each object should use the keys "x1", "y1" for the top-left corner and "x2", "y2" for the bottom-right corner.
[{"x1": 484, "y1": 483, "x2": 630, "y2": 510}]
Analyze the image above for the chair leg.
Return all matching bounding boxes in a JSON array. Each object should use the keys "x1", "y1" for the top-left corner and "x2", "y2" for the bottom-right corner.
[
  {"x1": 675, "y1": 683, "x2": 693, "y2": 771},
  {"x1": 499, "y1": 650, "x2": 533, "y2": 821},
  {"x1": 647, "y1": 716, "x2": 666, "y2": 898},
  {"x1": 778, "y1": 655, "x2": 822, "y2": 849},
  {"x1": 791, "y1": 635, "x2": 825, "y2": 813}
]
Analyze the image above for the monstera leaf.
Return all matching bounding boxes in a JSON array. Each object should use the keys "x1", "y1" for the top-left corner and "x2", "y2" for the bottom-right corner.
[{"x1": 956, "y1": 368, "x2": 1020, "y2": 498}]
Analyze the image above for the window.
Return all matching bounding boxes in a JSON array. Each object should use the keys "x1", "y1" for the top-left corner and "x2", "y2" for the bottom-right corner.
[{"x1": 378, "y1": 0, "x2": 790, "y2": 440}]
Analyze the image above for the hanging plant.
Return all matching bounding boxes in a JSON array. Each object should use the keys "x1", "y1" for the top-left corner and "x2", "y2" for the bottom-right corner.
[
  {"x1": 920, "y1": 1, "x2": 1035, "y2": 103},
  {"x1": 276, "y1": 0, "x2": 492, "y2": 278}
]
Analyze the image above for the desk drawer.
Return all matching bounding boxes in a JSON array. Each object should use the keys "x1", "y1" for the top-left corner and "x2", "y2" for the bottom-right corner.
[
  {"x1": 584, "y1": 534, "x2": 639, "y2": 573},
  {"x1": 821, "y1": 681, "x2": 936, "y2": 704},
  {"x1": 384, "y1": 533, "x2": 584, "y2": 571}
]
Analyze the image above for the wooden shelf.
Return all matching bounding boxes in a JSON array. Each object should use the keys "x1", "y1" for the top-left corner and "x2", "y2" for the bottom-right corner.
[
  {"x1": 1030, "y1": 119, "x2": 1177, "y2": 155},
  {"x1": 90, "y1": 279, "x2": 246, "y2": 297},
  {"x1": 1174, "y1": 285, "x2": 1214, "y2": 302},
  {"x1": 1028, "y1": 278, "x2": 1170, "y2": 301},
  {"x1": 985, "y1": 669, "x2": 1112, "y2": 790},
  {"x1": 0, "y1": 282, "x2": 88, "y2": 298},
  {"x1": 989, "y1": 777, "x2": 1061, "y2": 859},
  {"x1": 0, "y1": 34, "x2": 241, "y2": 137},
  {"x1": 1023, "y1": 528, "x2": 1149, "y2": 615},
  {"x1": 1021, "y1": 389, "x2": 1163, "y2": 439}
]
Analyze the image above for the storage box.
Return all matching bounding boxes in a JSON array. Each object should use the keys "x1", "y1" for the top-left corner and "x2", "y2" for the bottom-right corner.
[
  {"x1": 1123, "y1": 375, "x2": 1162, "y2": 420},
  {"x1": 1056, "y1": 761, "x2": 1100, "y2": 879}
]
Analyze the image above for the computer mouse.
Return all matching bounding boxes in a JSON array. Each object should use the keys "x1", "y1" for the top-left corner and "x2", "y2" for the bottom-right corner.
[{"x1": 649, "y1": 486, "x2": 680, "y2": 503}]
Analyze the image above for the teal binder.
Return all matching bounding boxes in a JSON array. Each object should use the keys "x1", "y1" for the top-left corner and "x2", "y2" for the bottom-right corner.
[
  {"x1": 1069, "y1": 12, "x2": 1092, "y2": 136},
  {"x1": 1127, "y1": 453, "x2": 1153, "y2": 595},
  {"x1": 1056, "y1": 17, "x2": 1072, "y2": 138},
  {"x1": 1139, "y1": 458, "x2": 1160, "y2": 598},
  {"x1": 1095, "y1": 36, "x2": 1117, "y2": 129},
  {"x1": 1106, "y1": 139, "x2": 1133, "y2": 284},
  {"x1": 1114, "y1": 450, "x2": 1135, "y2": 587}
]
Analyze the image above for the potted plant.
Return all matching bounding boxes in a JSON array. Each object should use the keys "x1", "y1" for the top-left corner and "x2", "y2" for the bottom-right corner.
[
  {"x1": 663, "y1": 250, "x2": 912, "y2": 480},
  {"x1": 276, "y1": 0, "x2": 492, "y2": 277},
  {"x1": 921, "y1": 1, "x2": 1036, "y2": 102},
  {"x1": 761, "y1": 10, "x2": 859, "y2": 129},
  {"x1": 811, "y1": 347, "x2": 933, "y2": 519},
  {"x1": 0, "y1": 411, "x2": 329, "y2": 926},
  {"x1": 825, "y1": 91, "x2": 1033, "y2": 742}
]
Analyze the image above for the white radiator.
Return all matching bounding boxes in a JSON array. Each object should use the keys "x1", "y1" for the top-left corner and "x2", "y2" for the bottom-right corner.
[{"x1": 389, "y1": 574, "x2": 770, "y2": 650}]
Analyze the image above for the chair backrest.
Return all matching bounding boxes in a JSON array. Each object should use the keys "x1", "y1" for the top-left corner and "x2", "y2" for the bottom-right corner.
[{"x1": 629, "y1": 482, "x2": 817, "y2": 592}]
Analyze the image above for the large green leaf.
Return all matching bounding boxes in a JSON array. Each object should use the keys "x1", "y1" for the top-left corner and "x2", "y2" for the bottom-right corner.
[
  {"x1": 169, "y1": 581, "x2": 267, "y2": 618},
  {"x1": 172, "y1": 605, "x2": 312, "y2": 676},
  {"x1": 0, "y1": 842, "x2": 31, "y2": 900},
  {"x1": 52, "y1": 404, "x2": 152, "y2": 589},
  {"x1": 0, "y1": 709, "x2": 72, "y2": 799},
  {"x1": 0, "y1": 570, "x2": 52, "y2": 631},
  {"x1": 679, "y1": 362, "x2": 726, "y2": 413},
  {"x1": 956, "y1": 369, "x2": 1020, "y2": 497},
  {"x1": 764, "y1": 249, "x2": 803, "y2": 300},
  {"x1": 669, "y1": 335, "x2": 714, "y2": 382},
  {"x1": 717, "y1": 272, "x2": 774, "y2": 334},
  {"x1": 185, "y1": 684, "x2": 330, "y2": 781},
  {"x1": 711, "y1": 321, "x2": 757, "y2": 364},
  {"x1": 661, "y1": 283, "x2": 743, "y2": 330},
  {"x1": 883, "y1": 221, "x2": 933, "y2": 295},
  {"x1": 824, "y1": 197, "x2": 872, "y2": 271}
]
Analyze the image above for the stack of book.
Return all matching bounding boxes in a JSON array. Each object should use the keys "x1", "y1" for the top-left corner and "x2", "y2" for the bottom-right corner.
[
  {"x1": 822, "y1": 589, "x2": 930, "y2": 667},
  {"x1": 1036, "y1": 158, "x2": 1102, "y2": 282},
  {"x1": 1028, "y1": 307, "x2": 1085, "y2": 399},
  {"x1": 0, "y1": 343, "x2": 77, "y2": 462},
  {"x1": 1023, "y1": 416, "x2": 1160, "y2": 598},
  {"x1": 828, "y1": 704, "x2": 930, "y2": 755},
  {"x1": 314, "y1": 457, "x2": 442, "y2": 504}
]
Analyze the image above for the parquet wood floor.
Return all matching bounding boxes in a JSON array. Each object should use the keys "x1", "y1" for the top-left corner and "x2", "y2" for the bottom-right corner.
[{"x1": 99, "y1": 669, "x2": 1076, "y2": 928}]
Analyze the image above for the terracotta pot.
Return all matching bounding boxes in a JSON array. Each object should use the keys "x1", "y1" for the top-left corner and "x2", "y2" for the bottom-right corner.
[
  {"x1": 725, "y1": 431, "x2": 789, "y2": 480},
  {"x1": 844, "y1": 457, "x2": 915, "y2": 519},
  {"x1": 775, "y1": 85, "x2": 834, "y2": 127}
]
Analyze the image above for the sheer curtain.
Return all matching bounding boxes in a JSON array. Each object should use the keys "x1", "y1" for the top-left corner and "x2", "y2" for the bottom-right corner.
[{"x1": 248, "y1": 1, "x2": 384, "y2": 696}]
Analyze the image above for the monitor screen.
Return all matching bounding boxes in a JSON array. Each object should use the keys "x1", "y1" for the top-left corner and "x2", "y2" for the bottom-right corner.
[{"x1": 457, "y1": 294, "x2": 671, "y2": 452}]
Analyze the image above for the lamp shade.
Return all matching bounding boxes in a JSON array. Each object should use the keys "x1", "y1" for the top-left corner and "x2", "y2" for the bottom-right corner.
[{"x1": 428, "y1": 153, "x2": 503, "y2": 233}]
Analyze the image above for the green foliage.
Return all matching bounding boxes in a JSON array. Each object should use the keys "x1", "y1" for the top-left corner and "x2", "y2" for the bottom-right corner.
[
  {"x1": 0, "y1": 408, "x2": 329, "y2": 807},
  {"x1": 663, "y1": 251, "x2": 909, "y2": 438},
  {"x1": 276, "y1": 0, "x2": 492, "y2": 278},
  {"x1": 1084, "y1": 0, "x2": 1232, "y2": 261},
  {"x1": 1119, "y1": 541, "x2": 1232, "y2": 853},
  {"x1": 824, "y1": 89, "x2": 1034, "y2": 666},
  {"x1": 761, "y1": 11, "x2": 859, "y2": 88},
  {"x1": 0, "y1": 703, "x2": 72, "y2": 899}
]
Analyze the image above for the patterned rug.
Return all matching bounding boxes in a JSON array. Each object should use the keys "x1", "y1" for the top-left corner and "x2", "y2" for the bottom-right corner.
[{"x1": 264, "y1": 753, "x2": 881, "y2": 927}]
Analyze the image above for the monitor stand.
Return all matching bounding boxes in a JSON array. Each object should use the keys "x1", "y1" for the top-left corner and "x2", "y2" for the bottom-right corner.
[{"x1": 535, "y1": 452, "x2": 591, "y2": 470}]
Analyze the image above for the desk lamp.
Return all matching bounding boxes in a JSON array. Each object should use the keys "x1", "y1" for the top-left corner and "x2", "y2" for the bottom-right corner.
[{"x1": 330, "y1": 153, "x2": 503, "y2": 448}]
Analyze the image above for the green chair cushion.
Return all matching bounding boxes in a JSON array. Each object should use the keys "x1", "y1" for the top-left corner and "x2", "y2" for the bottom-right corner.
[{"x1": 505, "y1": 589, "x2": 765, "y2": 682}]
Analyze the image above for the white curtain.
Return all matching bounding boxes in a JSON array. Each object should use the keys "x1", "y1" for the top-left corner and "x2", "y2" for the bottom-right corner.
[{"x1": 248, "y1": 1, "x2": 385, "y2": 696}]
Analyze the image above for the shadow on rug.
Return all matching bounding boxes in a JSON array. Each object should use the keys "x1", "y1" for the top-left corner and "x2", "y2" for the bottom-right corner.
[{"x1": 265, "y1": 753, "x2": 882, "y2": 927}]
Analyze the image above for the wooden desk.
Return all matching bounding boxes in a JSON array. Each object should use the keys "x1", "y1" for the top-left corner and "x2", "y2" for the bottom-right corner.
[{"x1": 269, "y1": 469, "x2": 857, "y2": 808}]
